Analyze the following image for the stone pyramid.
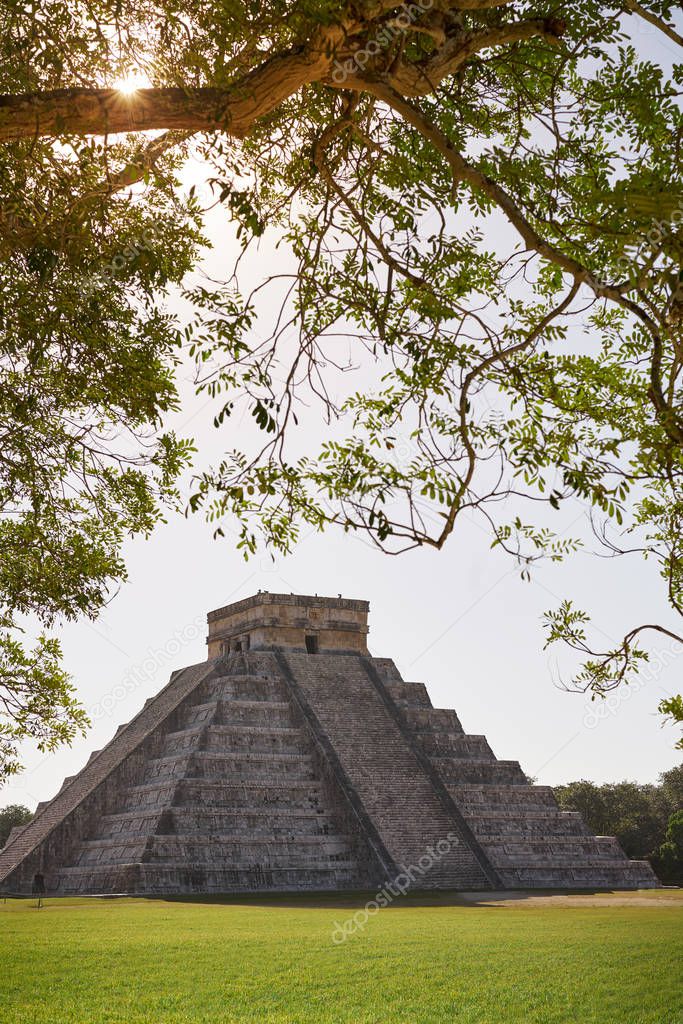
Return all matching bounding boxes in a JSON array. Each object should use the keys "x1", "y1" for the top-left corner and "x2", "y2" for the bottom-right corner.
[{"x1": 0, "y1": 594, "x2": 657, "y2": 893}]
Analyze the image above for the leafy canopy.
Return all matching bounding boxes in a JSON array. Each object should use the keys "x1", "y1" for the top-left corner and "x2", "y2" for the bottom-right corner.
[
  {"x1": 0, "y1": 803, "x2": 33, "y2": 848},
  {"x1": 0, "y1": 0, "x2": 682, "y2": 775}
]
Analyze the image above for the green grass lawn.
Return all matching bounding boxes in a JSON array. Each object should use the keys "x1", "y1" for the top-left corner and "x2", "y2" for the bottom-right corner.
[{"x1": 0, "y1": 891, "x2": 681, "y2": 1024}]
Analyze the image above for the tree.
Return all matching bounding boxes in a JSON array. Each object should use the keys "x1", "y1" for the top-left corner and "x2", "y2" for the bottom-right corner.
[
  {"x1": 554, "y1": 781, "x2": 610, "y2": 840},
  {"x1": 0, "y1": 0, "x2": 682, "y2": 775},
  {"x1": 651, "y1": 809, "x2": 683, "y2": 884},
  {"x1": 658, "y1": 763, "x2": 683, "y2": 811},
  {"x1": 555, "y1": 765, "x2": 683, "y2": 869},
  {"x1": 0, "y1": 804, "x2": 33, "y2": 848},
  {"x1": 554, "y1": 779, "x2": 660, "y2": 859}
]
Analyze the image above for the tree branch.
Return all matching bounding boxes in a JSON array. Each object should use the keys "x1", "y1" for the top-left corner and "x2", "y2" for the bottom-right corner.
[
  {"x1": 383, "y1": 19, "x2": 567, "y2": 97},
  {"x1": 431, "y1": 280, "x2": 581, "y2": 548},
  {"x1": 0, "y1": 15, "x2": 568, "y2": 141},
  {"x1": 0, "y1": 28, "x2": 343, "y2": 142},
  {"x1": 345, "y1": 79, "x2": 620, "y2": 292},
  {"x1": 624, "y1": 0, "x2": 683, "y2": 48},
  {"x1": 330, "y1": 19, "x2": 566, "y2": 97},
  {"x1": 104, "y1": 129, "x2": 193, "y2": 192},
  {"x1": 342, "y1": 79, "x2": 683, "y2": 446}
]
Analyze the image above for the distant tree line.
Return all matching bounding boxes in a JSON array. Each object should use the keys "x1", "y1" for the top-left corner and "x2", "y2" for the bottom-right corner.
[
  {"x1": 0, "y1": 803, "x2": 33, "y2": 848},
  {"x1": 554, "y1": 765, "x2": 683, "y2": 884}
]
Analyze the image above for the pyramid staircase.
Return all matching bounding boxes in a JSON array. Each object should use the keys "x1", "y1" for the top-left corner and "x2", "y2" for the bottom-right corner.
[{"x1": 274, "y1": 650, "x2": 495, "y2": 889}]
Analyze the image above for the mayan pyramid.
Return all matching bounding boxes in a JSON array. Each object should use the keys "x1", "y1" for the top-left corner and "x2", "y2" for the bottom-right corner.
[{"x1": 0, "y1": 594, "x2": 657, "y2": 893}]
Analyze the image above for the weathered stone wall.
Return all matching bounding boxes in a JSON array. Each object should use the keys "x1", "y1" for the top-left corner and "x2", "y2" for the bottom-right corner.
[
  {"x1": 275, "y1": 650, "x2": 496, "y2": 889},
  {"x1": 26, "y1": 653, "x2": 388, "y2": 895},
  {"x1": 373, "y1": 658, "x2": 658, "y2": 889},
  {"x1": 0, "y1": 661, "x2": 218, "y2": 892},
  {"x1": 207, "y1": 593, "x2": 369, "y2": 657}
]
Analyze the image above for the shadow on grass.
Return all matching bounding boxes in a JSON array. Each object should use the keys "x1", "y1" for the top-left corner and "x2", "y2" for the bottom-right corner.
[
  {"x1": 157, "y1": 887, "x2": 657, "y2": 910},
  {"x1": 4, "y1": 887, "x2": 671, "y2": 912},
  {"x1": 3, "y1": 888, "x2": 499, "y2": 911}
]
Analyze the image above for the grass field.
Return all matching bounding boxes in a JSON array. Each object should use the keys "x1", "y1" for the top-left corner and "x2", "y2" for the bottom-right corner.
[{"x1": 1, "y1": 890, "x2": 681, "y2": 1024}]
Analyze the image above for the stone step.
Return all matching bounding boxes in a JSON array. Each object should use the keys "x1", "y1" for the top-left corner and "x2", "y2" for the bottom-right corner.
[
  {"x1": 159, "y1": 724, "x2": 207, "y2": 753},
  {"x1": 173, "y1": 778, "x2": 326, "y2": 811},
  {"x1": 181, "y1": 700, "x2": 296, "y2": 731},
  {"x1": 142, "y1": 750, "x2": 316, "y2": 783},
  {"x1": 418, "y1": 734, "x2": 494, "y2": 759},
  {"x1": 74, "y1": 832, "x2": 357, "y2": 867},
  {"x1": 212, "y1": 671, "x2": 280, "y2": 681},
  {"x1": 96, "y1": 810, "x2": 163, "y2": 837},
  {"x1": 403, "y1": 708, "x2": 464, "y2": 734},
  {"x1": 208, "y1": 672, "x2": 284, "y2": 686},
  {"x1": 141, "y1": 752, "x2": 193, "y2": 781},
  {"x1": 432, "y1": 758, "x2": 527, "y2": 785},
  {"x1": 202, "y1": 724, "x2": 306, "y2": 755},
  {"x1": 497, "y1": 859, "x2": 658, "y2": 889},
  {"x1": 233, "y1": 656, "x2": 286, "y2": 678},
  {"x1": 163, "y1": 807, "x2": 337, "y2": 837},
  {"x1": 482, "y1": 836, "x2": 624, "y2": 865},
  {"x1": 383, "y1": 681, "x2": 432, "y2": 708},
  {"x1": 369, "y1": 658, "x2": 403, "y2": 683},
  {"x1": 181, "y1": 701, "x2": 220, "y2": 727},
  {"x1": 189, "y1": 750, "x2": 316, "y2": 780},
  {"x1": 95, "y1": 806, "x2": 336, "y2": 839},
  {"x1": 181, "y1": 693, "x2": 295, "y2": 727},
  {"x1": 468, "y1": 810, "x2": 589, "y2": 838},
  {"x1": 511, "y1": 857, "x2": 654, "y2": 873},
  {"x1": 203, "y1": 676, "x2": 288, "y2": 702},
  {"x1": 449, "y1": 784, "x2": 558, "y2": 810},
  {"x1": 76, "y1": 838, "x2": 149, "y2": 865},
  {"x1": 56, "y1": 860, "x2": 365, "y2": 895},
  {"x1": 123, "y1": 781, "x2": 178, "y2": 809},
  {"x1": 120, "y1": 775, "x2": 327, "y2": 813},
  {"x1": 150, "y1": 834, "x2": 355, "y2": 863},
  {"x1": 158, "y1": 722, "x2": 306, "y2": 757},
  {"x1": 216, "y1": 700, "x2": 295, "y2": 727}
]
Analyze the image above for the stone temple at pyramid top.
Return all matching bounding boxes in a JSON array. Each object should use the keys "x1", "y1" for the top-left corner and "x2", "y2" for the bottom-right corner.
[{"x1": 206, "y1": 592, "x2": 370, "y2": 657}]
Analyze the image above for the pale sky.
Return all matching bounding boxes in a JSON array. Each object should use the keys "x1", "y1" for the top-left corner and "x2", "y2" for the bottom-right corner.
[{"x1": 3, "y1": 14, "x2": 682, "y2": 811}]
